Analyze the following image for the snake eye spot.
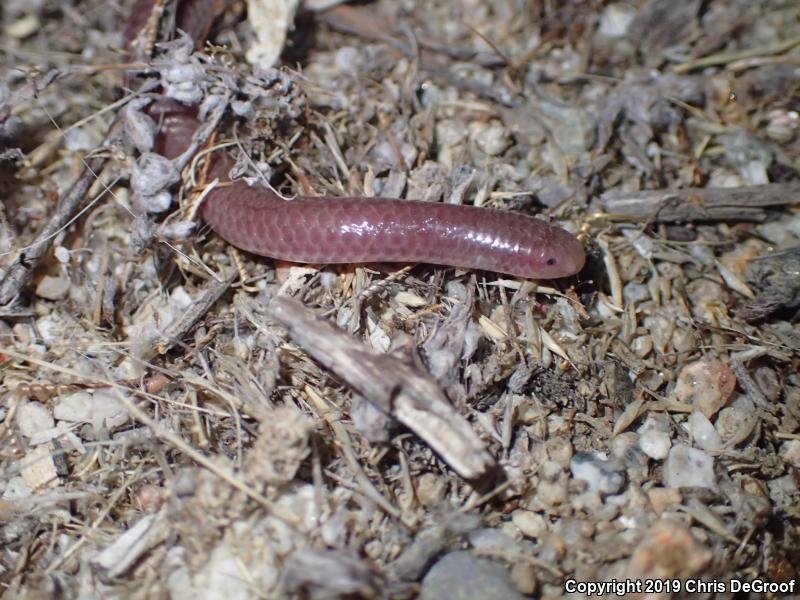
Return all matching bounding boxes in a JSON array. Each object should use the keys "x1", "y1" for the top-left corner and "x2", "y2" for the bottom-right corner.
[{"x1": 546, "y1": 257, "x2": 557, "y2": 266}]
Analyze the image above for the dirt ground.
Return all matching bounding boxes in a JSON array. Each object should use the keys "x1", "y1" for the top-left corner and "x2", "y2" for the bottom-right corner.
[{"x1": 1, "y1": 0, "x2": 799, "y2": 598}]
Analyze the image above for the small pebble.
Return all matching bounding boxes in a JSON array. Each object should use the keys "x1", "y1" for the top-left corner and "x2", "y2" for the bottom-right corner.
[
  {"x1": 626, "y1": 519, "x2": 712, "y2": 580},
  {"x1": 511, "y1": 509, "x2": 547, "y2": 540},
  {"x1": 632, "y1": 335, "x2": 653, "y2": 358},
  {"x1": 768, "y1": 475, "x2": 799, "y2": 511},
  {"x1": 64, "y1": 127, "x2": 95, "y2": 152},
  {"x1": 639, "y1": 429, "x2": 671, "y2": 460},
  {"x1": 715, "y1": 401, "x2": 757, "y2": 448},
  {"x1": 90, "y1": 389, "x2": 130, "y2": 430},
  {"x1": 663, "y1": 444, "x2": 716, "y2": 489},
  {"x1": 54, "y1": 246, "x2": 70, "y2": 263},
  {"x1": 535, "y1": 479, "x2": 567, "y2": 507},
  {"x1": 35, "y1": 275, "x2": 70, "y2": 300},
  {"x1": 510, "y1": 561, "x2": 537, "y2": 596},
  {"x1": 2, "y1": 476, "x2": 31, "y2": 500},
  {"x1": 598, "y1": 3, "x2": 636, "y2": 37},
  {"x1": 570, "y1": 452, "x2": 627, "y2": 496},
  {"x1": 468, "y1": 528, "x2": 517, "y2": 552},
  {"x1": 647, "y1": 487, "x2": 682, "y2": 515},
  {"x1": 415, "y1": 473, "x2": 446, "y2": 508},
  {"x1": 684, "y1": 411, "x2": 722, "y2": 453},
  {"x1": 623, "y1": 282, "x2": 650, "y2": 303},
  {"x1": 473, "y1": 122, "x2": 511, "y2": 156},
  {"x1": 53, "y1": 391, "x2": 93, "y2": 423},
  {"x1": 672, "y1": 359, "x2": 736, "y2": 418},
  {"x1": 17, "y1": 401, "x2": 55, "y2": 437},
  {"x1": 20, "y1": 445, "x2": 59, "y2": 490},
  {"x1": 6, "y1": 13, "x2": 40, "y2": 39},
  {"x1": 54, "y1": 390, "x2": 129, "y2": 431},
  {"x1": 334, "y1": 46, "x2": 363, "y2": 75},
  {"x1": 757, "y1": 221, "x2": 796, "y2": 246},
  {"x1": 779, "y1": 440, "x2": 800, "y2": 469},
  {"x1": 420, "y1": 551, "x2": 524, "y2": 600},
  {"x1": 611, "y1": 432, "x2": 648, "y2": 476},
  {"x1": 544, "y1": 436, "x2": 573, "y2": 468},
  {"x1": 136, "y1": 484, "x2": 167, "y2": 512},
  {"x1": 765, "y1": 109, "x2": 798, "y2": 143}
]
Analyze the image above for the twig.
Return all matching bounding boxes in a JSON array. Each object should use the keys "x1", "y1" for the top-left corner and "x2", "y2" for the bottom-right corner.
[
  {"x1": 265, "y1": 295, "x2": 496, "y2": 480},
  {"x1": 599, "y1": 183, "x2": 800, "y2": 223},
  {"x1": 0, "y1": 121, "x2": 123, "y2": 306},
  {"x1": 152, "y1": 267, "x2": 238, "y2": 357}
]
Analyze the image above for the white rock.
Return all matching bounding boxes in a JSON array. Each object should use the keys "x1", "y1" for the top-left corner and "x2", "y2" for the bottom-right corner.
[
  {"x1": 2, "y1": 476, "x2": 31, "y2": 500},
  {"x1": 244, "y1": 0, "x2": 299, "y2": 70},
  {"x1": 474, "y1": 123, "x2": 511, "y2": 156},
  {"x1": 511, "y1": 510, "x2": 547, "y2": 540},
  {"x1": 570, "y1": 452, "x2": 627, "y2": 496},
  {"x1": 639, "y1": 429, "x2": 671, "y2": 460},
  {"x1": 768, "y1": 474, "x2": 799, "y2": 511},
  {"x1": 90, "y1": 389, "x2": 130, "y2": 430},
  {"x1": 20, "y1": 444, "x2": 59, "y2": 490},
  {"x1": 632, "y1": 335, "x2": 653, "y2": 358},
  {"x1": 64, "y1": 127, "x2": 95, "y2": 151},
  {"x1": 17, "y1": 401, "x2": 55, "y2": 437},
  {"x1": 54, "y1": 390, "x2": 129, "y2": 430},
  {"x1": 420, "y1": 551, "x2": 525, "y2": 600},
  {"x1": 35, "y1": 274, "x2": 70, "y2": 300},
  {"x1": 197, "y1": 544, "x2": 256, "y2": 600},
  {"x1": 780, "y1": 440, "x2": 800, "y2": 469},
  {"x1": 599, "y1": 3, "x2": 636, "y2": 37},
  {"x1": 468, "y1": 528, "x2": 518, "y2": 552},
  {"x1": 637, "y1": 414, "x2": 672, "y2": 459},
  {"x1": 786, "y1": 213, "x2": 800, "y2": 238},
  {"x1": 416, "y1": 473, "x2": 446, "y2": 508},
  {"x1": 622, "y1": 282, "x2": 650, "y2": 303},
  {"x1": 757, "y1": 221, "x2": 795, "y2": 246},
  {"x1": 36, "y1": 313, "x2": 65, "y2": 344},
  {"x1": 663, "y1": 444, "x2": 715, "y2": 489},
  {"x1": 170, "y1": 285, "x2": 194, "y2": 310},
  {"x1": 684, "y1": 411, "x2": 721, "y2": 452},
  {"x1": 334, "y1": 46, "x2": 362, "y2": 75},
  {"x1": 766, "y1": 109, "x2": 799, "y2": 143},
  {"x1": 273, "y1": 484, "x2": 317, "y2": 531},
  {"x1": 54, "y1": 391, "x2": 94, "y2": 423}
]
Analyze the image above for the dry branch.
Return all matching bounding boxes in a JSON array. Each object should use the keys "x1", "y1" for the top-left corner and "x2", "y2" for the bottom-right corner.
[
  {"x1": 599, "y1": 182, "x2": 800, "y2": 223},
  {"x1": 266, "y1": 295, "x2": 496, "y2": 480},
  {"x1": 0, "y1": 122, "x2": 121, "y2": 306}
]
